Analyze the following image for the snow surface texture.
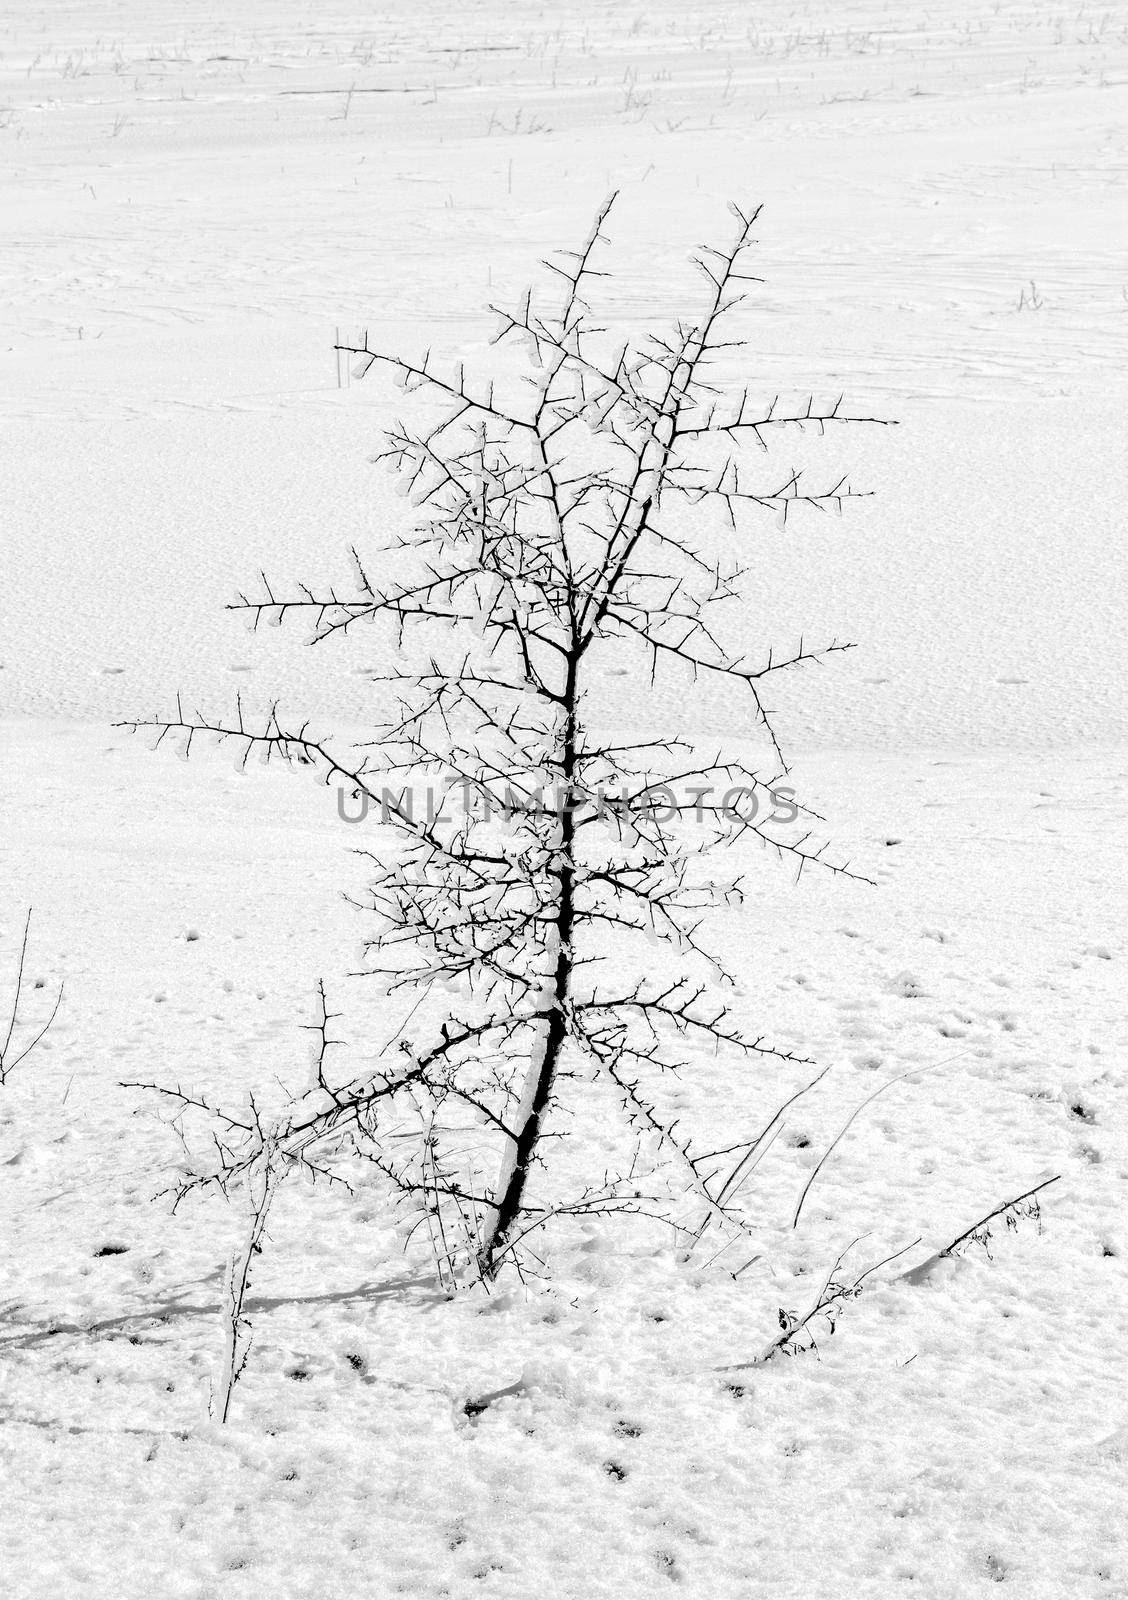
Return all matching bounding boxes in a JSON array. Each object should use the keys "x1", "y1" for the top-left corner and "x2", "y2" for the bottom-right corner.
[{"x1": 2, "y1": 3, "x2": 1127, "y2": 1596}]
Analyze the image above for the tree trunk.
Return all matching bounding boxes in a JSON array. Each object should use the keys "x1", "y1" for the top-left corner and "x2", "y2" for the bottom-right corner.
[{"x1": 477, "y1": 663, "x2": 577, "y2": 1278}]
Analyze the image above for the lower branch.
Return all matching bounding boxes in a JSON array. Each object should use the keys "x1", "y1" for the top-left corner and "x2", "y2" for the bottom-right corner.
[
  {"x1": 214, "y1": 1154, "x2": 278, "y2": 1425},
  {"x1": 900, "y1": 1173, "x2": 1060, "y2": 1286},
  {"x1": 1, "y1": 910, "x2": 63, "y2": 1086}
]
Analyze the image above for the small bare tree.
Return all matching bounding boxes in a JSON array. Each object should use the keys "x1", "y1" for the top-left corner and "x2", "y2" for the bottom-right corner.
[{"x1": 125, "y1": 198, "x2": 892, "y2": 1286}]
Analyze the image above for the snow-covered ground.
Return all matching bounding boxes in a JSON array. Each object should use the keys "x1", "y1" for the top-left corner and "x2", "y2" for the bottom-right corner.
[{"x1": 2, "y1": 3, "x2": 1127, "y2": 1595}]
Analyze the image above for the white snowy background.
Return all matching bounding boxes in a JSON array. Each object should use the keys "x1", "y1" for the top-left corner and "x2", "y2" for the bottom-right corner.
[{"x1": 1, "y1": 3, "x2": 1126, "y2": 1596}]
